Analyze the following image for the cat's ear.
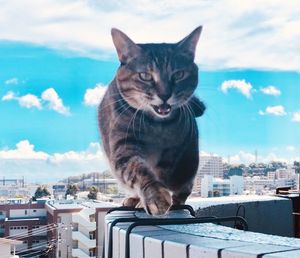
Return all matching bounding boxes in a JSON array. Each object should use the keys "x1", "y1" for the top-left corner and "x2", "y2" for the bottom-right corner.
[
  {"x1": 111, "y1": 28, "x2": 142, "y2": 64},
  {"x1": 176, "y1": 26, "x2": 202, "y2": 60}
]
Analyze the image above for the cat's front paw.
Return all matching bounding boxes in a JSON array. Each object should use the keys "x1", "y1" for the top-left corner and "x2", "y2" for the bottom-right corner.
[
  {"x1": 122, "y1": 196, "x2": 140, "y2": 207},
  {"x1": 140, "y1": 182, "x2": 172, "y2": 215}
]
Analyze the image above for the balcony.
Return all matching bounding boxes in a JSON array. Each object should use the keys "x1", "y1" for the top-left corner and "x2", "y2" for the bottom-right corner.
[
  {"x1": 72, "y1": 248, "x2": 95, "y2": 258},
  {"x1": 72, "y1": 231, "x2": 96, "y2": 249},
  {"x1": 72, "y1": 213, "x2": 96, "y2": 231}
]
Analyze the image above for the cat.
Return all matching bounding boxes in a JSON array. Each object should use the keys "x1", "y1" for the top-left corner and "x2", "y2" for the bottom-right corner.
[{"x1": 98, "y1": 26, "x2": 205, "y2": 215}]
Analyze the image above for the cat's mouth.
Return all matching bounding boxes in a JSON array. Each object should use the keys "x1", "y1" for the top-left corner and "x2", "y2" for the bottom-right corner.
[{"x1": 152, "y1": 103, "x2": 171, "y2": 116}]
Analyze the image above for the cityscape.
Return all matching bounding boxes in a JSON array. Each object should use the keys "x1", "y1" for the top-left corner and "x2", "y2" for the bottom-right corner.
[
  {"x1": 0, "y1": 154, "x2": 299, "y2": 257},
  {"x1": 1, "y1": 0, "x2": 300, "y2": 257}
]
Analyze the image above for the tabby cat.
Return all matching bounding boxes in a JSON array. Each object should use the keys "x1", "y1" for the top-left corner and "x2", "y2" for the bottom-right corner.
[{"x1": 98, "y1": 27, "x2": 205, "y2": 215}]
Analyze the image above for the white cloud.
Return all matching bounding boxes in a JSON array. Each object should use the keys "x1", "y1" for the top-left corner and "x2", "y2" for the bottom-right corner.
[
  {"x1": 2, "y1": 88, "x2": 70, "y2": 114},
  {"x1": 292, "y1": 111, "x2": 300, "y2": 122},
  {"x1": 286, "y1": 145, "x2": 295, "y2": 152},
  {"x1": 259, "y1": 105, "x2": 287, "y2": 116},
  {"x1": 229, "y1": 151, "x2": 256, "y2": 165},
  {"x1": 0, "y1": 1, "x2": 299, "y2": 71},
  {"x1": 2, "y1": 91, "x2": 42, "y2": 109},
  {"x1": 220, "y1": 80, "x2": 252, "y2": 98},
  {"x1": 84, "y1": 83, "x2": 107, "y2": 106},
  {"x1": 0, "y1": 140, "x2": 48, "y2": 160},
  {"x1": 41, "y1": 88, "x2": 70, "y2": 115},
  {"x1": 2, "y1": 91, "x2": 16, "y2": 101},
  {"x1": 227, "y1": 150, "x2": 299, "y2": 165},
  {"x1": 260, "y1": 86, "x2": 281, "y2": 96},
  {"x1": 19, "y1": 94, "x2": 42, "y2": 109},
  {"x1": 5, "y1": 77, "x2": 19, "y2": 85},
  {"x1": 0, "y1": 140, "x2": 109, "y2": 182}
]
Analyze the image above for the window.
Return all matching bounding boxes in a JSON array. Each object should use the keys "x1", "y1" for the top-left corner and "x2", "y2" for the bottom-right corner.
[
  {"x1": 33, "y1": 209, "x2": 37, "y2": 212},
  {"x1": 58, "y1": 250, "x2": 61, "y2": 257},
  {"x1": 57, "y1": 216, "x2": 61, "y2": 223},
  {"x1": 24, "y1": 210, "x2": 27, "y2": 215}
]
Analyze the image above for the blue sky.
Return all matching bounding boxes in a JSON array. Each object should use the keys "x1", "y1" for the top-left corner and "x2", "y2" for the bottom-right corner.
[{"x1": 0, "y1": 0, "x2": 300, "y2": 182}]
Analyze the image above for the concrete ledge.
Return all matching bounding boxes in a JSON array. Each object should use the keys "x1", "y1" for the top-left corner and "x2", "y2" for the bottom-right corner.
[
  {"x1": 104, "y1": 202, "x2": 300, "y2": 258},
  {"x1": 188, "y1": 195, "x2": 294, "y2": 236}
]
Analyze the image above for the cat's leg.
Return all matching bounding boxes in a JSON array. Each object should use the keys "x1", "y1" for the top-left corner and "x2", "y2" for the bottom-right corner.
[
  {"x1": 114, "y1": 155, "x2": 172, "y2": 215},
  {"x1": 172, "y1": 181, "x2": 193, "y2": 205}
]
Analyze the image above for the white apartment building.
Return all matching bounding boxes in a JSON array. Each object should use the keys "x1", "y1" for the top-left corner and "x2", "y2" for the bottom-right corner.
[
  {"x1": 46, "y1": 200, "x2": 115, "y2": 258},
  {"x1": 193, "y1": 155, "x2": 224, "y2": 193},
  {"x1": 0, "y1": 238, "x2": 22, "y2": 258},
  {"x1": 275, "y1": 168, "x2": 296, "y2": 179},
  {"x1": 244, "y1": 176, "x2": 296, "y2": 195},
  {"x1": 201, "y1": 175, "x2": 244, "y2": 198}
]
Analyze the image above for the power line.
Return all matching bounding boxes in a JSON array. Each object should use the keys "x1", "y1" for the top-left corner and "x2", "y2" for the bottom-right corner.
[{"x1": 4, "y1": 223, "x2": 57, "y2": 240}]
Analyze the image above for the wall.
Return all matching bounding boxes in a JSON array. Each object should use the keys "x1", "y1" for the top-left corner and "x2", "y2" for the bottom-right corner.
[
  {"x1": 195, "y1": 198, "x2": 294, "y2": 237},
  {"x1": 9, "y1": 208, "x2": 46, "y2": 218},
  {"x1": 57, "y1": 212, "x2": 73, "y2": 258}
]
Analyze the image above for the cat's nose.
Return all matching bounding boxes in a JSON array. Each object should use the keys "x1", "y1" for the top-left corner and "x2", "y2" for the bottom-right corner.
[{"x1": 157, "y1": 92, "x2": 171, "y2": 102}]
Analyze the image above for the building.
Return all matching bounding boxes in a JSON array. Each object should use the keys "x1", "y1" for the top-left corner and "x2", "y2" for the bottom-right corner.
[
  {"x1": 52, "y1": 184, "x2": 67, "y2": 200},
  {"x1": 82, "y1": 178, "x2": 119, "y2": 193},
  {"x1": 0, "y1": 200, "x2": 48, "y2": 257},
  {"x1": 0, "y1": 198, "x2": 116, "y2": 258},
  {"x1": 193, "y1": 155, "x2": 224, "y2": 193},
  {"x1": 0, "y1": 238, "x2": 22, "y2": 258},
  {"x1": 275, "y1": 168, "x2": 296, "y2": 179},
  {"x1": 201, "y1": 175, "x2": 244, "y2": 198},
  {"x1": 46, "y1": 199, "x2": 115, "y2": 258},
  {"x1": 244, "y1": 176, "x2": 296, "y2": 195}
]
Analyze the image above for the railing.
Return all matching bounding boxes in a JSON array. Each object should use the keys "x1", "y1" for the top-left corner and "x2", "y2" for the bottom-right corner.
[
  {"x1": 72, "y1": 248, "x2": 95, "y2": 258},
  {"x1": 73, "y1": 213, "x2": 96, "y2": 231},
  {"x1": 72, "y1": 231, "x2": 96, "y2": 249}
]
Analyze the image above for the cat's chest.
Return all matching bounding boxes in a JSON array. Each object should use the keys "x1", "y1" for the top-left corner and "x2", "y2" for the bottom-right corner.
[{"x1": 142, "y1": 122, "x2": 185, "y2": 147}]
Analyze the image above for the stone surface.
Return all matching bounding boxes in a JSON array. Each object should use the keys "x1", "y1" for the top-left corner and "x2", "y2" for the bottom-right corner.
[{"x1": 221, "y1": 243, "x2": 297, "y2": 258}]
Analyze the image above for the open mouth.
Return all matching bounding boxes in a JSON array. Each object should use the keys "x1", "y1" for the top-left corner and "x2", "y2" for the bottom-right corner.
[{"x1": 152, "y1": 103, "x2": 171, "y2": 116}]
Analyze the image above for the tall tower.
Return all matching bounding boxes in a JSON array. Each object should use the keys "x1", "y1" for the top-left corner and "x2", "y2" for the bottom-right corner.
[{"x1": 255, "y1": 150, "x2": 258, "y2": 164}]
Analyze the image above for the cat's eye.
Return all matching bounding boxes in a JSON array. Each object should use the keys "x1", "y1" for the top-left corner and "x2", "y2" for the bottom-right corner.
[
  {"x1": 172, "y1": 70, "x2": 185, "y2": 81},
  {"x1": 139, "y1": 72, "x2": 153, "y2": 82}
]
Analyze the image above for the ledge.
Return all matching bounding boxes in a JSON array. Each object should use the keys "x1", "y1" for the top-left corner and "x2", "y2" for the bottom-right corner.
[{"x1": 104, "y1": 205, "x2": 300, "y2": 258}]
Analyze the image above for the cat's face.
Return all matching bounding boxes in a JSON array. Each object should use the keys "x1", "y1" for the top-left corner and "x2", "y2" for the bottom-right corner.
[{"x1": 112, "y1": 27, "x2": 202, "y2": 119}]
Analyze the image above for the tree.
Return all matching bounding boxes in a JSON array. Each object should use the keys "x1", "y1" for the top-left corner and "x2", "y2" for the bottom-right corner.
[
  {"x1": 294, "y1": 161, "x2": 300, "y2": 174},
  {"x1": 87, "y1": 186, "x2": 98, "y2": 200},
  {"x1": 65, "y1": 184, "x2": 79, "y2": 198},
  {"x1": 34, "y1": 186, "x2": 51, "y2": 200}
]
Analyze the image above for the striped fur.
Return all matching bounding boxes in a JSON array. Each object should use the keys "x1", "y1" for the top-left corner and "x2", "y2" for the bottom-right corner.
[{"x1": 98, "y1": 27, "x2": 205, "y2": 215}]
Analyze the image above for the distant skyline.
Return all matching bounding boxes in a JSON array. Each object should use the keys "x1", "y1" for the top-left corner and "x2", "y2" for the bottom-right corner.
[{"x1": 0, "y1": 1, "x2": 300, "y2": 182}]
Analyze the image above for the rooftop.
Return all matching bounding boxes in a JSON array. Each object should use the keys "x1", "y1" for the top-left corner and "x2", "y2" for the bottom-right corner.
[
  {"x1": 187, "y1": 194, "x2": 285, "y2": 209},
  {"x1": 46, "y1": 199, "x2": 116, "y2": 210}
]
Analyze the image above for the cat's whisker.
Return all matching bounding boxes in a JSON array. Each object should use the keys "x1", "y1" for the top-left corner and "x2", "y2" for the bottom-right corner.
[
  {"x1": 111, "y1": 103, "x2": 131, "y2": 129},
  {"x1": 132, "y1": 105, "x2": 142, "y2": 139},
  {"x1": 101, "y1": 96, "x2": 135, "y2": 109}
]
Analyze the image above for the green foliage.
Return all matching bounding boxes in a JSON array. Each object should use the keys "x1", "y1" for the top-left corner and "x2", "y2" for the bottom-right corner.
[
  {"x1": 65, "y1": 184, "x2": 79, "y2": 198},
  {"x1": 87, "y1": 186, "x2": 98, "y2": 200},
  {"x1": 294, "y1": 161, "x2": 300, "y2": 174},
  {"x1": 34, "y1": 186, "x2": 51, "y2": 199}
]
